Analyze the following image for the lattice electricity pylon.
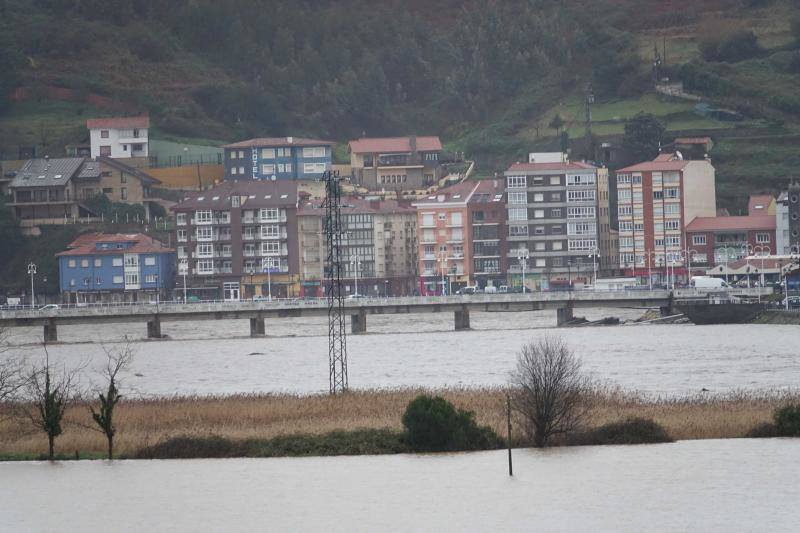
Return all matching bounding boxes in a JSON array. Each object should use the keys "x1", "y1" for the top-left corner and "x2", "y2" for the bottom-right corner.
[{"x1": 321, "y1": 170, "x2": 348, "y2": 393}]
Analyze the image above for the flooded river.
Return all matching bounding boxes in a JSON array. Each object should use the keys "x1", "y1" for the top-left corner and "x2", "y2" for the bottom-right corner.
[
  {"x1": 1, "y1": 438, "x2": 798, "y2": 532},
  {"x1": 3, "y1": 310, "x2": 799, "y2": 397}
]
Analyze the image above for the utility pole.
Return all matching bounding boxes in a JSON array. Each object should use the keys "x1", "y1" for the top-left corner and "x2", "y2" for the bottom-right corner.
[
  {"x1": 322, "y1": 170, "x2": 348, "y2": 393},
  {"x1": 27, "y1": 262, "x2": 37, "y2": 308}
]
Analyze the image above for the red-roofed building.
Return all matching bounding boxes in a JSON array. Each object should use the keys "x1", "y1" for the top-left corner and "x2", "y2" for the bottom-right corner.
[
  {"x1": 413, "y1": 179, "x2": 506, "y2": 294},
  {"x1": 685, "y1": 215, "x2": 776, "y2": 271},
  {"x1": 615, "y1": 152, "x2": 716, "y2": 284},
  {"x1": 57, "y1": 232, "x2": 175, "y2": 303},
  {"x1": 87, "y1": 116, "x2": 149, "y2": 159},
  {"x1": 348, "y1": 136, "x2": 445, "y2": 192},
  {"x1": 747, "y1": 194, "x2": 776, "y2": 216}
]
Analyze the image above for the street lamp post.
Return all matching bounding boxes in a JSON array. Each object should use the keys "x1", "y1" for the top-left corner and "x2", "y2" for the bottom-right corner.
[
  {"x1": 350, "y1": 255, "x2": 361, "y2": 297},
  {"x1": 438, "y1": 252, "x2": 447, "y2": 296},
  {"x1": 27, "y1": 262, "x2": 37, "y2": 308},
  {"x1": 263, "y1": 260, "x2": 274, "y2": 301},
  {"x1": 247, "y1": 266, "x2": 255, "y2": 300},
  {"x1": 588, "y1": 247, "x2": 599, "y2": 287},
  {"x1": 516, "y1": 248, "x2": 529, "y2": 294},
  {"x1": 179, "y1": 258, "x2": 188, "y2": 302}
]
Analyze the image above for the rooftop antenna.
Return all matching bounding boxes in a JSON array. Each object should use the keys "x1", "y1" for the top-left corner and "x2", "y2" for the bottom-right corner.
[{"x1": 320, "y1": 169, "x2": 348, "y2": 393}]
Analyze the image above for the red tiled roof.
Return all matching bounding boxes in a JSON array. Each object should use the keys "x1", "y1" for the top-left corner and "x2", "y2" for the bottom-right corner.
[
  {"x1": 617, "y1": 160, "x2": 690, "y2": 172},
  {"x1": 222, "y1": 137, "x2": 334, "y2": 148},
  {"x1": 673, "y1": 137, "x2": 712, "y2": 144},
  {"x1": 685, "y1": 215, "x2": 776, "y2": 232},
  {"x1": 506, "y1": 161, "x2": 596, "y2": 172},
  {"x1": 57, "y1": 233, "x2": 172, "y2": 256},
  {"x1": 86, "y1": 116, "x2": 150, "y2": 130},
  {"x1": 298, "y1": 197, "x2": 415, "y2": 216},
  {"x1": 348, "y1": 136, "x2": 442, "y2": 153}
]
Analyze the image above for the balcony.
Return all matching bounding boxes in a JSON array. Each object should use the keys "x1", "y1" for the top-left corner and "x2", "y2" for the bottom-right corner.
[{"x1": 259, "y1": 215, "x2": 287, "y2": 223}]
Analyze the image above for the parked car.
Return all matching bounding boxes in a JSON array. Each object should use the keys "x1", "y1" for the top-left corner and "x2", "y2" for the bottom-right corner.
[
  {"x1": 782, "y1": 296, "x2": 800, "y2": 308},
  {"x1": 38, "y1": 304, "x2": 60, "y2": 311},
  {"x1": 484, "y1": 285, "x2": 497, "y2": 294},
  {"x1": 347, "y1": 294, "x2": 367, "y2": 299},
  {"x1": 690, "y1": 276, "x2": 729, "y2": 289},
  {"x1": 498, "y1": 285, "x2": 509, "y2": 294},
  {"x1": 456, "y1": 286, "x2": 479, "y2": 295}
]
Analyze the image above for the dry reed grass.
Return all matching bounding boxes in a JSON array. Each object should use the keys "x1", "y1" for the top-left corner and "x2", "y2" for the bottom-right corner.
[{"x1": 0, "y1": 388, "x2": 796, "y2": 457}]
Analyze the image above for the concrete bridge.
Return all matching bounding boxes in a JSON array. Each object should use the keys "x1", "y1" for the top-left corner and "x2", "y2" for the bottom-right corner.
[{"x1": 0, "y1": 289, "x2": 767, "y2": 341}]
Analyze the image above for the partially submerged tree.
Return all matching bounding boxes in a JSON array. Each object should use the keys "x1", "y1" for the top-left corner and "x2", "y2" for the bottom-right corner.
[
  {"x1": 509, "y1": 336, "x2": 592, "y2": 447},
  {"x1": 89, "y1": 341, "x2": 134, "y2": 460},
  {"x1": 24, "y1": 347, "x2": 80, "y2": 460}
]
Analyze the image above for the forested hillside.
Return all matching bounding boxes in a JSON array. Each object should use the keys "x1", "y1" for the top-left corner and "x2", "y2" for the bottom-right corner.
[{"x1": 2, "y1": 0, "x2": 800, "y2": 207}]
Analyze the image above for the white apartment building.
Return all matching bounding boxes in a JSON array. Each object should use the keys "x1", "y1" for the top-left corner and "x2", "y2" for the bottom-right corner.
[{"x1": 87, "y1": 116, "x2": 150, "y2": 159}]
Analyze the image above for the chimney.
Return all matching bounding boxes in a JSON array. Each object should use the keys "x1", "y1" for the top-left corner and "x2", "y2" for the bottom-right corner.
[{"x1": 287, "y1": 136, "x2": 293, "y2": 144}]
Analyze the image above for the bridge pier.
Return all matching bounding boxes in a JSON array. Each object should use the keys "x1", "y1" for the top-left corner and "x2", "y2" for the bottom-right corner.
[
  {"x1": 351, "y1": 309, "x2": 367, "y2": 334},
  {"x1": 659, "y1": 306, "x2": 673, "y2": 317},
  {"x1": 43, "y1": 319, "x2": 58, "y2": 343},
  {"x1": 556, "y1": 306, "x2": 574, "y2": 327},
  {"x1": 454, "y1": 307, "x2": 471, "y2": 330},
  {"x1": 249, "y1": 317, "x2": 266, "y2": 337},
  {"x1": 146, "y1": 316, "x2": 162, "y2": 339}
]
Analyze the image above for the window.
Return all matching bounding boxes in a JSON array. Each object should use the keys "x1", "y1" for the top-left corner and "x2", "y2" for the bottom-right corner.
[
  {"x1": 144, "y1": 256, "x2": 156, "y2": 266},
  {"x1": 93, "y1": 258, "x2": 102, "y2": 267},
  {"x1": 237, "y1": 151, "x2": 244, "y2": 158},
  {"x1": 112, "y1": 257, "x2": 123, "y2": 267},
  {"x1": 261, "y1": 148, "x2": 275, "y2": 159},
  {"x1": 438, "y1": 212, "x2": 446, "y2": 221},
  {"x1": 112, "y1": 275, "x2": 123, "y2": 284},
  {"x1": 532, "y1": 176, "x2": 544, "y2": 185},
  {"x1": 145, "y1": 274, "x2": 157, "y2": 284},
  {"x1": 100, "y1": 146, "x2": 111, "y2": 156},
  {"x1": 533, "y1": 209, "x2": 545, "y2": 219},
  {"x1": 508, "y1": 191, "x2": 527, "y2": 204},
  {"x1": 568, "y1": 239, "x2": 597, "y2": 251},
  {"x1": 275, "y1": 147, "x2": 289, "y2": 157},
  {"x1": 567, "y1": 174, "x2": 596, "y2": 186},
  {"x1": 422, "y1": 213, "x2": 435, "y2": 227},
  {"x1": 261, "y1": 225, "x2": 281, "y2": 239},
  {"x1": 633, "y1": 191, "x2": 642, "y2": 202},
  {"x1": 632, "y1": 174, "x2": 642, "y2": 184},
  {"x1": 176, "y1": 213, "x2": 187, "y2": 226},
  {"x1": 303, "y1": 147, "x2": 326, "y2": 158},
  {"x1": 552, "y1": 241, "x2": 563, "y2": 251},
  {"x1": 665, "y1": 204, "x2": 681, "y2": 215},
  {"x1": 197, "y1": 260, "x2": 214, "y2": 274},
  {"x1": 534, "y1": 226, "x2": 545, "y2": 235},
  {"x1": 567, "y1": 207, "x2": 595, "y2": 219},
  {"x1": 238, "y1": 166, "x2": 245, "y2": 175},
  {"x1": 100, "y1": 130, "x2": 109, "y2": 138},
  {"x1": 507, "y1": 176, "x2": 526, "y2": 188},
  {"x1": 756, "y1": 232, "x2": 770, "y2": 243},
  {"x1": 665, "y1": 188, "x2": 680, "y2": 199},
  {"x1": 231, "y1": 167, "x2": 238, "y2": 175},
  {"x1": 303, "y1": 163, "x2": 326, "y2": 174},
  {"x1": 618, "y1": 189, "x2": 631, "y2": 201},
  {"x1": 120, "y1": 187, "x2": 127, "y2": 200},
  {"x1": 568, "y1": 190, "x2": 596, "y2": 202},
  {"x1": 177, "y1": 229, "x2": 187, "y2": 242},
  {"x1": 81, "y1": 259, "x2": 89, "y2": 267},
  {"x1": 103, "y1": 187, "x2": 113, "y2": 194},
  {"x1": 450, "y1": 228, "x2": 463, "y2": 242},
  {"x1": 450, "y1": 212, "x2": 462, "y2": 225},
  {"x1": 653, "y1": 190, "x2": 663, "y2": 200},
  {"x1": 535, "y1": 258, "x2": 546, "y2": 267},
  {"x1": 262, "y1": 241, "x2": 280, "y2": 255},
  {"x1": 619, "y1": 221, "x2": 632, "y2": 231},
  {"x1": 262, "y1": 164, "x2": 275, "y2": 175},
  {"x1": 195, "y1": 210, "x2": 212, "y2": 224},
  {"x1": 617, "y1": 174, "x2": 631, "y2": 185},
  {"x1": 67, "y1": 259, "x2": 76, "y2": 268},
  {"x1": 124, "y1": 272, "x2": 139, "y2": 286},
  {"x1": 618, "y1": 206, "x2": 632, "y2": 216},
  {"x1": 260, "y1": 208, "x2": 279, "y2": 222},
  {"x1": 551, "y1": 192, "x2": 562, "y2": 201},
  {"x1": 196, "y1": 227, "x2": 213, "y2": 241},
  {"x1": 552, "y1": 209, "x2": 562, "y2": 218},
  {"x1": 534, "y1": 242, "x2": 546, "y2": 251},
  {"x1": 509, "y1": 224, "x2": 528, "y2": 236},
  {"x1": 508, "y1": 208, "x2": 527, "y2": 222},
  {"x1": 568, "y1": 222, "x2": 596, "y2": 235},
  {"x1": 122, "y1": 144, "x2": 128, "y2": 152},
  {"x1": 665, "y1": 220, "x2": 680, "y2": 230},
  {"x1": 549, "y1": 176, "x2": 560, "y2": 185}
]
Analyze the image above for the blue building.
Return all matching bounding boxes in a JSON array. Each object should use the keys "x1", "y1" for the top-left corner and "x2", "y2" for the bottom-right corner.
[
  {"x1": 222, "y1": 136, "x2": 334, "y2": 181},
  {"x1": 57, "y1": 233, "x2": 176, "y2": 303}
]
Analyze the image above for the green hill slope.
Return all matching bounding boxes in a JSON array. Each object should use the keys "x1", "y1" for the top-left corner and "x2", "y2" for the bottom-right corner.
[{"x1": 1, "y1": 0, "x2": 799, "y2": 210}]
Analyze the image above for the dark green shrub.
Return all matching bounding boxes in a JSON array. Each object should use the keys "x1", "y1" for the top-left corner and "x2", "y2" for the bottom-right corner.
[
  {"x1": 573, "y1": 417, "x2": 673, "y2": 446},
  {"x1": 699, "y1": 30, "x2": 761, "y2": 63},
  {"x1": 136, "y1": 435, "x2": 242, "y2": 459},
  {"x1": 745, "y1": 422, "x2": 780, "y2": 438},
  {"x1": 773, "y1": 404, "x2": 800, "y2": 436},
  {"x1": 402, "y1": 394, "x2": 500, "y2": 452}
]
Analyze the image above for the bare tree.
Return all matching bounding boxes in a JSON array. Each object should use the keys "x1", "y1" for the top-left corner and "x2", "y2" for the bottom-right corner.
[
  {"x1": 24, "y1": 346, "x2": 81, "y2": 460},
  {"x1": 89, "y1": 340, "x2": 134, "y2": 460},
  {"x1": 0, "y1": 328, "x2": 24, "y2": 419},
  {"x1": 509, "y1": 336, "x2": 592, "y2": 447}
]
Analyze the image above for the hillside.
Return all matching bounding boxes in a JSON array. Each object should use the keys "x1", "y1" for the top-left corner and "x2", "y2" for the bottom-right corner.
[{"x1": 1, "y1": 0, "x2": 800, "y2": 210}]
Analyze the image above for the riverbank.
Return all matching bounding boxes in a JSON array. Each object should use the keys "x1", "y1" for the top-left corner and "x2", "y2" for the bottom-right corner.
[
  {"x1": 1, "y1": 387, "x2": 796, "y2": 460},
  {"x1": 752, "y1": 310, "x2": 800, "y2": 325}
]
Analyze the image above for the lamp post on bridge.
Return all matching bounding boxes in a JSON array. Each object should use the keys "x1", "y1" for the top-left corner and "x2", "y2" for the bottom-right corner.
[
  {"x1": 516, "y1": 248, "x2": 529, "y2": 293},
  {"x1": 27, "y1": 262, "x2": 37, "y2": 308}
]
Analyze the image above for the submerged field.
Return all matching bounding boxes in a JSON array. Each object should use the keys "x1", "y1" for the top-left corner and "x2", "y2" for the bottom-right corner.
[{"x1": 1, "y1": 387, "x2": 795, "y2": 459}]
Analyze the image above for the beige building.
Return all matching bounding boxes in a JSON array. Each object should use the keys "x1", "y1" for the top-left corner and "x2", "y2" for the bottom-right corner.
[
  {"x1": 615, "y1": 153, "x2": 716, "y2": 283},
  {"x1": 348, "y1": 136, "x2": 445, "y2": 192},
  {"x1": 596, "y1": 166, "x2": 618, "y2": 275},
  {"x1": 297, "y1": 198, "x2": 418, "y2": 296}
]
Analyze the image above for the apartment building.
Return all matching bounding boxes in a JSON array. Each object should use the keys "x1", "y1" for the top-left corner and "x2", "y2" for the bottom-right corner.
[
  {"x1": 171, "y1": 180, "x2": 299, "y2": 300},
  {"x1": 57, "y1": 233, "x2": 174, "y2": 304},
  {"x1": 615, "y1": 153, "x2": 716, "y2": 284},
  {"x1": 7, "y1": 157, "x2": 160, "y2": 226},
  {"x1": 413, "y1": 179, "x2": 505, "y2": 294},
  {"x1": 222, "y1": 137, "x2": 333, "y2": 181},
  {"x1": 87, "y1": 116, "x2": 149, "y2": 159},
  {"x1": 297, "y1": 198, "x2": 418, "y2": 297},
  {"x1": 596, "y1": 166, "x2": 619, "y2": 276},
  {"x1": 349, "y1": 136, "x2": 445, "y2": 192},
  {"x1": 504, "y1": 153, "x2": 602, "y2": 290}
]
